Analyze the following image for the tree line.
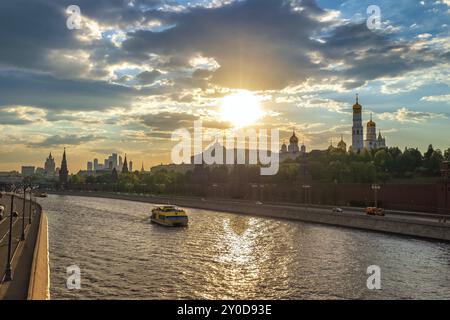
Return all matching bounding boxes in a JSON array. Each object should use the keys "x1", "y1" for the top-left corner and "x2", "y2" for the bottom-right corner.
[{"x1": 65, "y1": 145, "x2": 450, "y2": 194}]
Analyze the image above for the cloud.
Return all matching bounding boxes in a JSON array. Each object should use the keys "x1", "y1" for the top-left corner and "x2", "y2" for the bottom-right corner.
[
  {"x1": 0, "y1": 71, "x2": 137, "y2": 111},
  {"x1": 378, "y1": 107, "x2": 448, "y2": 123},
  {"x1": 122, "y1": 0, "x2": 332, "y2": 90},
  {"x1": 28, "y1": 134, "x2": 101, "y2": 147},
  {"x1": 421, "y1": 94, "x2": 450, "y2": 103},
  {"x1": 1, "y1": 0, "x2": 447, "y2": 109},
  {"x1": 136, "y1": 70, "x2": 162, "y2": 84},
  {"x1": 120, "y1": 0, "x2": 444, "y2": 91},
  {"x1": 139, "y1": 112, "x2": 198, "y2": 130},
  {"x1": 0, "y1": 106, "x2": 46, "y2": 125}
]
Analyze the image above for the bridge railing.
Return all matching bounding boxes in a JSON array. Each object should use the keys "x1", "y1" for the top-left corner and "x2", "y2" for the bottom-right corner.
[{"x1": 0, "y1": 186, "x2": 39, "y2": 284}]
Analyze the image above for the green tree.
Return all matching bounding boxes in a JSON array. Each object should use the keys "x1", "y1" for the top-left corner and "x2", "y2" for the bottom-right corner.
[
  {"x1": 374, "y1": 149, "x2": 393, "y2": 171},
  {"x1": 424, "y1": 144, "x2": 434, "y2": 160},
  {"x1": 70, "y1": 174, "x2": 85, "y2": 184},
  {"x1": 425, "y1": 150, "x2": 443, "y2": 175},
  {"x1": 444, "y1": 148, "x2": 450, "y2": 161}
]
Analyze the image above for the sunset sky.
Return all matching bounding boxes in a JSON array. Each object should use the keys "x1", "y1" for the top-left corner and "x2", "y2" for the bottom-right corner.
[{"x1": 0, "y1": 0, "x2": 449, "y2": 172}]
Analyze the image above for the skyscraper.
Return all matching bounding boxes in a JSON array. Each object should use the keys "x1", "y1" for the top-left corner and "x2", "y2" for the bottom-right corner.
[
  {"x1": 44, "y1": 152, "x2": 56, "y2": 176},
  {"x1": 112, "y1": 153, "x2": 118, "y2": 169},
  {"x1": 59, "y1": 148, "x2": 69, "y2": 185}
]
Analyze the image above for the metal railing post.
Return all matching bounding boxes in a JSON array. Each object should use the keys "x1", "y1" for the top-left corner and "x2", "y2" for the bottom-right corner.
[
  {"x1": 29, "y1": 190, "x2": 32, "y2": 224},
  {"x1": 21, "y1": 188, "x2": 26, "y2": 240},
  {"x1": 4, "y1": 192, "x2": 15, "y2": 281}
]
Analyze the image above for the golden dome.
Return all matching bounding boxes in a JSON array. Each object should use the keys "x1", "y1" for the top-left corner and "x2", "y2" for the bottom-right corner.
[
  {"x1": 289, "y1": 131, "x2": 299, "y2": 144},
  {"x1": 337, "y1": 134, "x2": 346, "y2": 148},
  {"x1": 353, "y1": 94, "x2": 362, "y2": 112},
  {"x1": 367, "y1": 113, "x2": 376, "y2": 127}
]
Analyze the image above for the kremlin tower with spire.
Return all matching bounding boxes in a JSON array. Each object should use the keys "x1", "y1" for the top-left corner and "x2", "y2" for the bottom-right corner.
[{"x1": 59, "y1": 148, "x2": 69, "y2": 185}]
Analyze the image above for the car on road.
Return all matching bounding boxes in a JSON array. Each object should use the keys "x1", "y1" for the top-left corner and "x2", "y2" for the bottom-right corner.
[
  {"x1": 0, "y1": 205, "x2": 4, "y2": 220},
  {"x1": 332, "y1": 207, "x2": 343, "y2": 213},
  {"x1": 365, "y1": 207, "x2": 385, "y2": 216}
]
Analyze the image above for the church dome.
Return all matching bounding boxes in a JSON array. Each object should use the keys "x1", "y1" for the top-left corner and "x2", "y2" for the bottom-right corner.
[
  {"x1": 289, "y1": 131, "x2": 299, "y2": 144},
  {"x1": 353, "y1": 102, "x2": 362, "y2": 111},
  {"x1": 367, "y1": 113, "x2": 376, "y2": 127},
  {"x1": 367, "y1": 120, "x2": 376, "y2": 127},
  {"x1": 353, "y1": 94, "x2": 362, "y2": 112}
]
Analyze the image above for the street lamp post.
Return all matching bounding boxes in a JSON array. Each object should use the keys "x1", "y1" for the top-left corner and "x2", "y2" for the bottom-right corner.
[
  {"x1": 259, "y1": 184, "x2": 265, "y2": 202},
  {"x1": 29, "y1": 188, "x2": 32, "y2": 224},
  {"x1": 371, "y1": 184, "x2": 381, "y2": 208},
  {"x1": 250, "y1": 183, "x2": 258, "y2": 201},
  {"x1": 29, "y1": 186, "x2": 38, "y2": 224},
  {"x1": 302, "y1": 185, "x2": 311, "y2": 212},
  {"x1": 5, "y1": 187, "x2": 16, "y2": 281},
  {"x1": 334, "y1": 179, "x2": 338, "y2": 207},
  {"x1": 21, "y1": 186, "x2": 28, "y2": 241},
  {"x1": 212, "y1": 183, "x2": 218, "y2": 199}
]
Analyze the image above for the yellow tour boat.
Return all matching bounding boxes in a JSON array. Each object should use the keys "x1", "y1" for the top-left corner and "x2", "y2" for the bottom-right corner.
[{"x1": 150, "y1": 206, "x2": 189, "y2": 227}]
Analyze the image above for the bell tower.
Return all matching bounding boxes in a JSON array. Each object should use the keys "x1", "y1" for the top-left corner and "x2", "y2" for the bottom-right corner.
[{"x1": 352, "y1": 94, "x2": 364, "y2": 152}]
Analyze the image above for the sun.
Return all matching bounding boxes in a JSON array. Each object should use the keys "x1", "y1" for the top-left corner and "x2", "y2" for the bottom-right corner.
[{"x1": 219, "y1": 91, "x2": 264, "y2": 128}]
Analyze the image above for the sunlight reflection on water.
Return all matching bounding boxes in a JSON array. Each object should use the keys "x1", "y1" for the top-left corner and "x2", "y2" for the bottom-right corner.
[{"x1": 39, "y1": 195, "x2": 450, "y2": 300}]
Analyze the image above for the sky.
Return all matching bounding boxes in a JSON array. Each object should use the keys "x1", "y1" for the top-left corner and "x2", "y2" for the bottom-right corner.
[{"x1": 0, "y1": 0, "x2": 449, "y2": 172}]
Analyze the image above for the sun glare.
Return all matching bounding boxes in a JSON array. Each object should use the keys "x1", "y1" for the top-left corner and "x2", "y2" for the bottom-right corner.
[{"x1": 219, "y1": 91, "x2": 264, "y2": 128}]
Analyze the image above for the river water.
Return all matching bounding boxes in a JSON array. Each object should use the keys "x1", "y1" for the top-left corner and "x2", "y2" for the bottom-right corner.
[{"x1": 38, "y1": 194, "x2": 450, "y2": 299}]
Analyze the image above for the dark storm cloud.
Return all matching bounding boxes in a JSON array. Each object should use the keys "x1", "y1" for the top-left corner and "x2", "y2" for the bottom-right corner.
[
  {"x1": 121, "y1": 0, "x2": 441, "y2": 90},
  {"x1": 0, "y1": 0, "x2": 445, "y2": 113},
  {"x1": 138, "y1": 111, "x2": 232, "y2": 131},
  {"x1": 0, "y1": 71, "x2": 136, "y2": 110},
  {"x1": 0, "y1": 0, "x2": 76, "y2": 70},
  {"x1": 123, "y1": 0, "x2": 327, "y2": 90},
  {"x1": 28, "y1": 134, "x2": 101, "y2": 147},
  {"x1": 136, "y1": 70, "x2": 162, "y2": 84},
  {"x1": 318, "y1": 23, "x2": 436, "y2": 82},
  {"x1": 56, "y1": 0, "x2": 167, "y2": 26},
  {"x1": 139, "y1": 112, "x2": 198, "y2": 131}
]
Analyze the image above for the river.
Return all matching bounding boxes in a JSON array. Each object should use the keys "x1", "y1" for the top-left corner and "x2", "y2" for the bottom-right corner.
[{"x1": 38, "y1": 194, "x2": 450, "y2": 299}]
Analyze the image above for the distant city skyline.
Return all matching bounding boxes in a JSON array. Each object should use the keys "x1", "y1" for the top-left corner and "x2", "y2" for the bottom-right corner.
[{"x1": 0, "y1": 0, "x2": 449, "y2": 171}]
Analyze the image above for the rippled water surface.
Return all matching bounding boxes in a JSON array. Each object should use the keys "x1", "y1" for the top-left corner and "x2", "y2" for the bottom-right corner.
[{"x1": 38, "y1": 194, "x2": 450, "y2": 299}]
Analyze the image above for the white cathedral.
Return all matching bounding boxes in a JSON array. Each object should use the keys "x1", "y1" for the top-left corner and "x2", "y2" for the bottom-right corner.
[
  {"x1": 351, "y1": 94, "x2": 386, "y2": 152},
  {"x1": 280, "y1": 131, "x2": 306, "y2": 161}
]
